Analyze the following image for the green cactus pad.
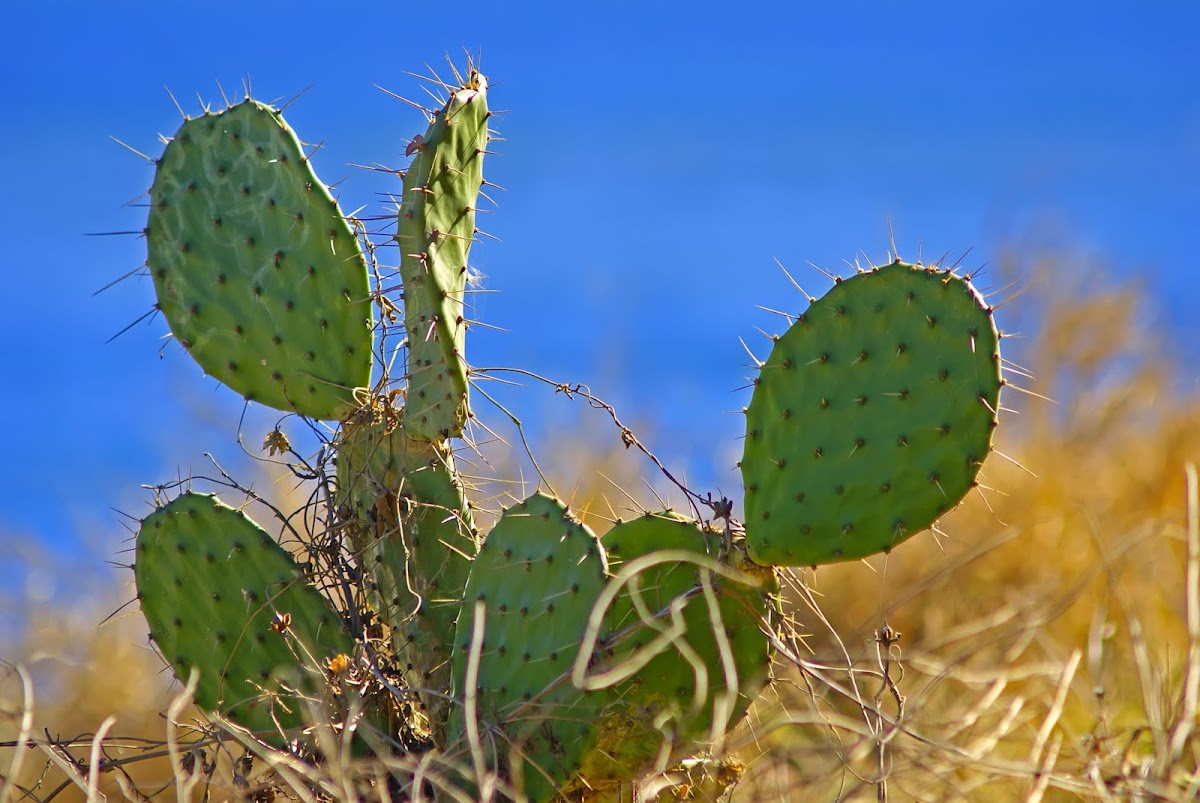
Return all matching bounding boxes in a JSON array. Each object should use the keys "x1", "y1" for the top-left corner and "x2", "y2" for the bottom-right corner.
[
  {"x1": 583, "y1": 513, "x2": 772, "y2": 782},
  {"x1": 335, "y1": 406, "x2": 478, "y2": 737},
  {"x1": 741, "y1": 260, "x2": 1002, "y2": 566},
  {"x1": 134, "y1": 492, "x2": 353, "y2": 741},
  {"x1": 146, "y1": 98, "x2": 373, "y2": 420},
  {"x1": 448, "y1": 493, "x2": 608, "y2": 802},
  {"x1": 396, "y1": 71, "x2": 489, "y2": 440}
]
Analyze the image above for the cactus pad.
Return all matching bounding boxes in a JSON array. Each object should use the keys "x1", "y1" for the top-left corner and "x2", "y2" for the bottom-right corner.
[
  {"x1": 146, "y1": 98, "x2": 373, "y2": 420},
  {"x1": 583, "y1": 513, "x2": 772, "y2": 782},
  {"x1": 134, "y1": 492, "x2": 353, "y2": 740},
  {"x1": 448, "y1": 493, "x2": 608, "y2": 801},
  {"x1": 396, "y1": 71, "x2": 489, "y2": 440},
  {"x1": 741, "y1": 260, "x2": 1002, "y2": 566}
]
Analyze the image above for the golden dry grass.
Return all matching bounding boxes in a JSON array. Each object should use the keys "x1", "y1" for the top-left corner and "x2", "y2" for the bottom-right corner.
[{"x1": 3, "y1": 255, "x2": 1198, "y2": 801}]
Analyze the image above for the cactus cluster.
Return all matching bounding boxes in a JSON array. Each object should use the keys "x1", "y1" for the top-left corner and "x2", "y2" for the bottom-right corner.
[{"x1": 122, "y1": 62, "x2": 1004, "y2": 800}]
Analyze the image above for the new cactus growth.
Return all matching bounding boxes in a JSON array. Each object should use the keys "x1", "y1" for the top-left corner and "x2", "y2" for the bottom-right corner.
[
  {"x1": 396, "y1": 69, "x2": 490, "y2": 441},
  {"x1": 741, "y1": 261, "x2": 1001, "y2": 567},
  {"x1": 146, "y1": 98, "x2": 373, "y2": 420},
  {"x1": 134, "y1": 492, "x2": 354, "y2": 742}
]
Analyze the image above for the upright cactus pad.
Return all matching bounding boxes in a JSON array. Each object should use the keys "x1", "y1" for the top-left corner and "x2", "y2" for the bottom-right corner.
[
  {"x1": 146, "y1": 98, "x2": 374, "y2": 420},
  {"x1": 134, "y1": 492, "x2": 353, "y2": 741},
  {"x1": 582, "y1": 513, "x2": 772, "y2": 783},
  {"x1": 396, "y1": 71, "x2": 489, "y2": 440},
  {"x1": 448, "y1": 493, "x2": 608, "y2": 802},
  {"x1": 741, "y1": 261, "x2": 1002, "y2": 566}
]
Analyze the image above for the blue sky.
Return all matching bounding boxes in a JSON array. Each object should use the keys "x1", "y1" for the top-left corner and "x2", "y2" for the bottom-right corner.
[{"x1": 1, "y1": 2, "x2": 1197, "y2": 603}]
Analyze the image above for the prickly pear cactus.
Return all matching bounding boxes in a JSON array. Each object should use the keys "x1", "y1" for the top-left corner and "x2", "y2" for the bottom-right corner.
[
  {"x1": 741, "y1": 260, "x2": 1002, "y2": 566},
  {"x1": 579, "y1": 513, "x2": 773, "y2": 786},
  {"x1": 134, "y1": 492, "x2": 353, "y2": 741},
  {"x1": 146, "y1": 98, "x2": 374, "y2": 420},
  {"x1": 448, "y1": 493, "x2": 608, "y2": 802},
  {"x1": 107, "y1": 56, "x2": 1020, "y2": 802},
  {"x1": 396, "y1": 69, "x2": 490, "y2": 440}
]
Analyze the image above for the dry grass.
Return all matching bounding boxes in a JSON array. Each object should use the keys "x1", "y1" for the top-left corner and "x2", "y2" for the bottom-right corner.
[{"x1": 3, "y1": 255, "x2": 1199, "y2": 801}]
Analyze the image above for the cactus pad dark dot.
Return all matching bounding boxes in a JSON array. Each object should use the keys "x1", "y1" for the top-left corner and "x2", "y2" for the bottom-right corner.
[
  {"x1": 741, "y1": 261, "x2": 1001, "y2": 566},
  {"x1": 146, "y1": 99, "x2": 373, "y2": 420}
]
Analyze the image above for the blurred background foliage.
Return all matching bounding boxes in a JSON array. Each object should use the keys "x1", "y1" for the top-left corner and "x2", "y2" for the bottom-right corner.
[{"x1": 3, "y1": 248, "x2": 1199, "y2": 800}]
